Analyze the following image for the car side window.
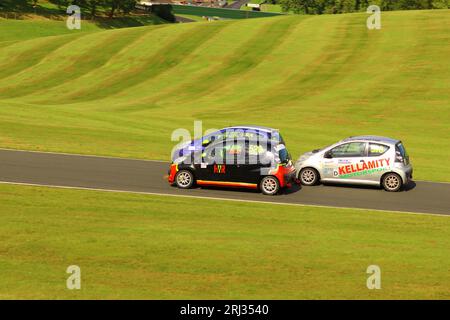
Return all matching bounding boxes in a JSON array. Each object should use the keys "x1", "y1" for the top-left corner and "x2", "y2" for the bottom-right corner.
[
  {"x1": 223, "y1": 142, "x2": 245, "y2": 165},
  {"x1": 368, "y1": 143, "x2": 389, "y2": 157},
  {"x1": 202, "y1": 144, "x2": 218, "y2": 164},
  {"x1": 203, "y1": 140, "x2": 229, "y2": 164},
  {"x1": 248, "y1": 142, "x2": 267, "y2": 165},
  {"x1": 329, "y1": 142, "x2": 366, "y2": 158}
]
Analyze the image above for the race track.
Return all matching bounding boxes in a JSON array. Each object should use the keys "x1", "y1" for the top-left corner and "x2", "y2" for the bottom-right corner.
[{"x1": 0, "y1": 149, "x2": 449, "y2": 215}]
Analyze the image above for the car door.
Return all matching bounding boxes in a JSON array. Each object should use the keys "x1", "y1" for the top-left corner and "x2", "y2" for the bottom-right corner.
[
  {"x1": 321, "y1": 142, "x2": 368, "y2": 183},
  {"x1": 232, "y1": 140, "x2": 269, "y2": 184},
  {"x1": 220, "y1": 139, "x2": 248, "y2": 183}
]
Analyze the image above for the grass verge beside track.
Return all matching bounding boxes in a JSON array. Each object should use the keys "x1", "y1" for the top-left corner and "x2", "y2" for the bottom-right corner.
[{"x1": 0, "y1": 183, "x2": 449, "y2": 299}]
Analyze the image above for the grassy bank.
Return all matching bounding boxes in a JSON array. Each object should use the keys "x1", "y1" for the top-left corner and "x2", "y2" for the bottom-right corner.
[{"x1": 0, "y1": 183, "x2": 449, "y2": 299}]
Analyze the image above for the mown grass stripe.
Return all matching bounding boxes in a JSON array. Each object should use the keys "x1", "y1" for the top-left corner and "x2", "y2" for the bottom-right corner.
[
  {"x1": 184, "y1": 15, "x2": 342, "y2": 111},
  {"x1": 0, "y1": 28, "x2": 152, "y2": 98},
  {"x1": 242, "y1": 14, "x2": 369, "y2": 109},
  {"x1": 0, "y1": 33, "x2": 85, "y2": 80},
  {"x1": 146, "y1": 16, "x2": 303, "y2": 106},
  {"x1": 47, "y1": 23, "x2": 228, "y2": 103},
  {"x1": 103, "y1": 18, "x2": 293, "y2": 112}
]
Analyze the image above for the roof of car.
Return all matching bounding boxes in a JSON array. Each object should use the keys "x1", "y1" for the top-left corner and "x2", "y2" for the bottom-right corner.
[
  {"x1": 208, "y1": 136, "x2": 281, "y2": 147},
  {"x1": 342, "y1": 135, "x2": 400, "y2": 144},
  {"x1": 222, "y1": 125, "x2": 278, "y2": 133}
]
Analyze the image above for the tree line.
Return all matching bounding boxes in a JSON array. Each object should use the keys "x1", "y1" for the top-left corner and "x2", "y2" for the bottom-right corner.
[{"x1": 278, "y1": 0, "x2": 449, "y2": 14}]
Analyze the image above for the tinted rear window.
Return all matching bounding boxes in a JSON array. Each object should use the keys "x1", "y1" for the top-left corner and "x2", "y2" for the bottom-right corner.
[{"x1": 396, "y1": 142, "x2": 408, "y2": 157}]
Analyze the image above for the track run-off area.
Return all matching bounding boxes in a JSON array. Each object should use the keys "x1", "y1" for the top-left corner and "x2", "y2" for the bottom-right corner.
[{"x1": 0, "y1": 149, "x2": 449, "y2": 216}]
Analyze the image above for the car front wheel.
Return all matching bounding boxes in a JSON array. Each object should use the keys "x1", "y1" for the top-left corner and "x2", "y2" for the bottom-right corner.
[
  {"x1": 382, "y1": 173, "x2": 402, "y2": 192},
  {"x1": 299, "y1": 168, "x2": 319, "y2": 186},
  {"x1": 175, "y1": 170, "x2": 195, "y2": 189},
  {"x1": 260, "y1": 176, "x2": 280, "y2": 195}
]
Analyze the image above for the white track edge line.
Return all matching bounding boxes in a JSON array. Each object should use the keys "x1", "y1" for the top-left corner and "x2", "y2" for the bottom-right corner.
[{"x1": 0, "y1": 180, "x2": 448, "y2": 218}]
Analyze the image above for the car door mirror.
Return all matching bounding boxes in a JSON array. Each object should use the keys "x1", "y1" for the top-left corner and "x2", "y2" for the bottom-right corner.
[{"x1": 324, "y1": 151, "x2": 333, "y2": 159}]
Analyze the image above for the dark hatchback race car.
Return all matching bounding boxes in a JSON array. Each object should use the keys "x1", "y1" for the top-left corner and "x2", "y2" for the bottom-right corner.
[
  {"x1": 168, "y1": 137, "x2": 296, "y2": 195},
  {"x1": 171, "y1": 125, "x2": 285, "y2": 161}
]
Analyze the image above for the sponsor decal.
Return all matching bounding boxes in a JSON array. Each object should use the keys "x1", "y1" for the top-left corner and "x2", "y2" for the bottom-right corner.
[
  {"x1": 338, "y1": 158, "x2": 390, "y2": 178},
  {"x1": 214, "y1": 164, "x2": 226, "y2": 174}
]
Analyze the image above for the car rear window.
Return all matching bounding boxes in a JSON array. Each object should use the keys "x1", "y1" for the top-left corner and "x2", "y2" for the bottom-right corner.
[
  {"x1": 396, "y1": 142, "x2": 408, "y2": 157},
  {"x1": 396, "y1": 142, "x2": 409, "y2": 164}
]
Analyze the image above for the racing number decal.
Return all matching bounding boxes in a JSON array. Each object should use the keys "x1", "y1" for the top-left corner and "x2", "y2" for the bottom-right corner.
[{"x1": 214, "y1": 164, "x2": 226, "y2": 174}]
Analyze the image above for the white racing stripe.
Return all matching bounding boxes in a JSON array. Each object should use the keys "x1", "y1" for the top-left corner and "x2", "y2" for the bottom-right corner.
[{"x1": 0, "y1": 180, "x2": 448, "y2": 218}]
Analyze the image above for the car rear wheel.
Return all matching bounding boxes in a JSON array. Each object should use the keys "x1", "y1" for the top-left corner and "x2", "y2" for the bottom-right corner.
[
  {"x1": 382, "y1": 173, "x2": 402, "y2": 192},
  {"x1": 299, "y1": 168, "x2": 319, "y2": 186},
  {"x1": 175, "y1": 170, "x2": 195, "y2": 189},
  {"x1": 260, "y1": 176, "x2": 280, "y2": 195}
]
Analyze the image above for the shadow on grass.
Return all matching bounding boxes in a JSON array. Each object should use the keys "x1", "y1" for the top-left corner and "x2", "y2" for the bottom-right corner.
[{"x1": 0, "y1": 0, "x2": 64, "y2": 18}]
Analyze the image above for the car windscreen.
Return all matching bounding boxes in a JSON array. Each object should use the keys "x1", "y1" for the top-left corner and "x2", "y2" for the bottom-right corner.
[{"x1": 274, "y1": 132, "x2": 285, "y2": 145}]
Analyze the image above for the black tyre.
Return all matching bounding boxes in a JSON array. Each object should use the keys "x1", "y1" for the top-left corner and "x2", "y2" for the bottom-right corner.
[
  {"x1": 382, "y1": 172, "x2": 402, "y2": 192},
  {"x1": 175, "y1": 170, "x2": 195, "y2": 189},
  {"x1": 260, "y1": 176, "x2": 280, "y2": 195},
  {"x1": 299, "y1": 168, "x2": 319, "y2": 186}
]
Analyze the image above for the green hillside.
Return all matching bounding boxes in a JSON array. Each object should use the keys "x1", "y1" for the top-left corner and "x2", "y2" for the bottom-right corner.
[{"x1": 0, "y1": 10, "x2": 449, "y2": 181}]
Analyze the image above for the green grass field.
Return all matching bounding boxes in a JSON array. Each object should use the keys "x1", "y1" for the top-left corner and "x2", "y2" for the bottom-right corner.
[
  {"x1": 0, "y1": 18, "x2": 105, "y2": 43},
  {"x1": 0, "y1": 183, "x2": 449, "y2": 299},
  {"x1": 0, "y1": 10, "x2": 448, "y2": 181}
]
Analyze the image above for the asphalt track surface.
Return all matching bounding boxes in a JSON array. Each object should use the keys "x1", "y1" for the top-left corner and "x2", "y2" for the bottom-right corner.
[{"x1": 0, "y1": 149, "x2": 449, "y2": 216}]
